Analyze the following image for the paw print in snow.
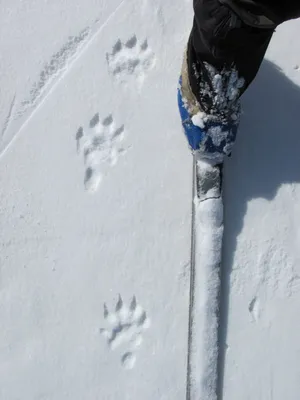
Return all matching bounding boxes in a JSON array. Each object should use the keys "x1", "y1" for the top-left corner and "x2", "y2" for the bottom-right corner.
[
  {"x1": 107, "y1": 35, "x2": 155, "y2": 85},
  {"x1": 76, "y1": 113, "x2": 125, "y2": 193},
  {"x1": 100, "y1": 295, "x2": 150, "y2": 369}
]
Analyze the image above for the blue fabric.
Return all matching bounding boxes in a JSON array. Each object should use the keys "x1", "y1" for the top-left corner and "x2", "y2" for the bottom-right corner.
[
  {"x1": 177, "y1": 76, "x2": 239, "y2": 157},
  {"x1": 177, "y1": 77, "x2": 204, "y2": 150}
]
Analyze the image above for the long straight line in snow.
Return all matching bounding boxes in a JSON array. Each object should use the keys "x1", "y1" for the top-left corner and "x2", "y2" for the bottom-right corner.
[
  {"x1": 1, "y1": 94, "x2": 16, "y2": 140},
  {"x1": 0, "y1": 0, "x2": 127, "y2": 161},
  {"x1": 186, "y1": 155, "x2": 197, "y2": 400}
]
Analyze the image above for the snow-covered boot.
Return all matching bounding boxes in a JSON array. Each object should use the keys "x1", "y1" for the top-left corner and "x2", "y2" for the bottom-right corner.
[{"x1": 177, "y1": 49, "x2": 244, "y2": 165}]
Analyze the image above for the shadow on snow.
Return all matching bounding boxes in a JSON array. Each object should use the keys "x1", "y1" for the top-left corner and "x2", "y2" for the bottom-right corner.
[{"x1": 218, "y1": 59, "x2": 300, "y2": 398}]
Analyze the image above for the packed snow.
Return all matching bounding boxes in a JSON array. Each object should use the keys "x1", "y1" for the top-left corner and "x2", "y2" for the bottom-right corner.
[
  {"x1": 1, "y1": 1, "x2": 300, "y2": 399},
  {"x1": 188, "y1": 160, "x2": 223, "y2": 400}
]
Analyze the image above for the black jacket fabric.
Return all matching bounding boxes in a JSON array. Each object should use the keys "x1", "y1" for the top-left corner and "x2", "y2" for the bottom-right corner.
[{"x1": 188, "y1": 0, "x2": 300, "y2": 112}]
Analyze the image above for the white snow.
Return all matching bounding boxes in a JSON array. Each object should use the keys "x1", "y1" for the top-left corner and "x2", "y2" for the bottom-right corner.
[
  {"x1": 1, "y1": 1, "x2": 300, "y2": 399},
  {"x1": 191, "y1": 112, "x2": 206, "y2": 129},
  {"x1": 190, "y1": 190, "x2": 223, "y2": 400}
]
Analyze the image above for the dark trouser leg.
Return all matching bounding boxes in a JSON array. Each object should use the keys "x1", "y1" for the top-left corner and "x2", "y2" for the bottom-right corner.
[
  {"x1": 179, "y1": 0, "x2": 300, "y2": 160},
  {"x1": 188, "y1": 0, "x2": 300, "y2": 113}
]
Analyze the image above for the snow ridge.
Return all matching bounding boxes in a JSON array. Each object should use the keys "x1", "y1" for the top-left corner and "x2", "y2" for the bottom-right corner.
[{"x1": 188, "y1": 160, "x2": 223, "y2": 400}]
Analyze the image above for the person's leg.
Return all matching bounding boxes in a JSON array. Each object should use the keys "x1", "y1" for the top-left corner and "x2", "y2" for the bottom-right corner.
[
  {"x1": 189, "y1": 0, "x2": 275, "y2": 112},
  {"x1": 178, "y1": 0, "x2": 300, "y2": 162}
]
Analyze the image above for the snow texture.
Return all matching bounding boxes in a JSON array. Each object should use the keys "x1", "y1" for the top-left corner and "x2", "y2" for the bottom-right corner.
[
  {"x1": 1, "y1": 1, "x2": 300, "y2": 399},
  {"x1": 199, "y1": 62, "x2": 244, "y2": 120},
  {"x1": 18, "y1": 27, "x2": 91, "y2": 117},
  {"x1": 191, "y1": 196, "x2": 223, "y2": 400},
  {"x1": 188, "y1": 64, "x2": 244, "y2": 163},
  {"x1": 189, "y1": 160, "x2": 223, "y2": 400}
]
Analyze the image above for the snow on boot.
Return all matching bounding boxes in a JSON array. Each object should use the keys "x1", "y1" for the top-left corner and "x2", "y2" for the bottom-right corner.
[{"x1": 177, "y1": 49, "x2": 244, "y2": 164}]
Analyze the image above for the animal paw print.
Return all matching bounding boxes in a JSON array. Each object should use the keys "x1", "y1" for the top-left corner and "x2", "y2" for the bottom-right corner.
[
  {"x1": 106, "y1": 35, "x2": 155, "y2": 85},
  {"x1": 76, "y1": 113, "x2": 125, "y2": 193},
  {"x1": 100, "y1": 295, "x2": 150, "y2": 369}
]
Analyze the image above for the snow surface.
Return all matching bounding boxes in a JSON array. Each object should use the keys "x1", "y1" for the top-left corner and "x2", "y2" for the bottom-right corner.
[{"x1": 1, "y1": 1, "x2": 300, "y2": 399}]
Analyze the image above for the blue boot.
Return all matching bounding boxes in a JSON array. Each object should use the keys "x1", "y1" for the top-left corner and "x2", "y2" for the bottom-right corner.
[{"x1": 178, "y1": 53, "x2": 243, "y2": 164}]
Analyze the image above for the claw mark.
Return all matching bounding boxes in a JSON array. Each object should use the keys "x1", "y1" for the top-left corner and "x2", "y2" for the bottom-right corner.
[
  {"x1": 121, "y1": 352, "x2": 136, "y2": 369},
  {"x1": 89, "y1": 113, "x2": 100, "y2": 128},
  {"x1": 112, "y1": 39, "x2": 122, "y2": 56},
  {"x1": 115, "y1": 294, "x2": 123, "y2": 312},
  {"x1": 75, "y1": 127, "x2": 84, "y2": 153},
  {"x1": 125, "y1": 35, "x2": 138, "y2": 49},
  {"x1": 130, "y1": 296, "x2": 137, "y2": 311},
  {"x1": 103, "y1": 303, "x2": 109, "y2": 319},
  {"x1": 249, "y1": 297, "x2": 260, "y2": 322}
]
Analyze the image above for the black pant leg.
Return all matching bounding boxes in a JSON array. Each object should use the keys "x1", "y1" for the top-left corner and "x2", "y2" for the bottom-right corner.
[{"x1": 188, "y1": 0, "x2": 296, "y2": 112}]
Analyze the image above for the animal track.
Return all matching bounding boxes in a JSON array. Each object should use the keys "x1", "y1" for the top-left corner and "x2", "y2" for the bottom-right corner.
[
  {"x1": 76, "y1": 113, "x2": 125, "y2": 193},
  {"x1": 107, "y1": 35, "x2": 155, "y2": 85},
  {"x1": 100, "y1": 295, "x2": 150, "y2": 369}
]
